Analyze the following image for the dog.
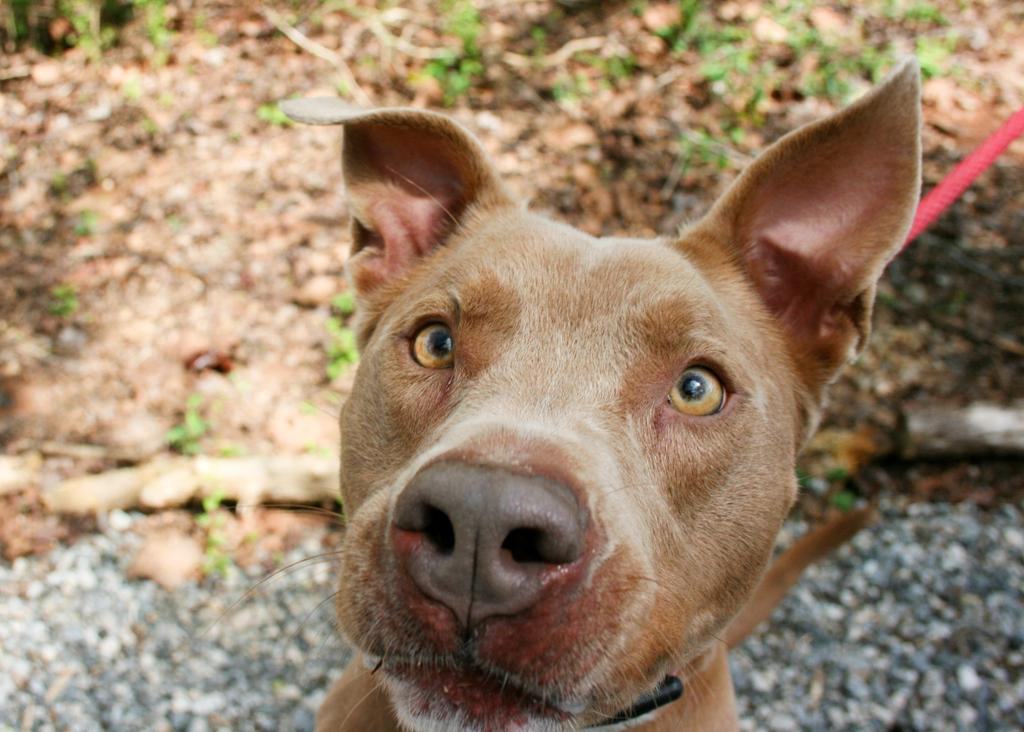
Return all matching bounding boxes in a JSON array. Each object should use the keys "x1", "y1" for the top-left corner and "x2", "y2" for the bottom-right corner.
[{"x1": 280, "y1": 58, "x2": 920, "y2": 731}]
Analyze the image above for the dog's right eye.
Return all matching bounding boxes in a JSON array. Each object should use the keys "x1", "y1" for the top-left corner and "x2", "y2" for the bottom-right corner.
[
  {"x1": 412, "y1": 323, "x2": 455, "y2": 369},
  {"x1": 669, "y1": 366, "x2": 725, "y2": 416}
]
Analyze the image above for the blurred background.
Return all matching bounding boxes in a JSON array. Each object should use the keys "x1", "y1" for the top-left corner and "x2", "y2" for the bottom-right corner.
[{"x1": 0, "y1": 1, "x2": 1021, "y2": 730}]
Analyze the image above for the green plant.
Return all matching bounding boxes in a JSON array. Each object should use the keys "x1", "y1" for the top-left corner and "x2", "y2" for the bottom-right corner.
[
  {"x1": 880, "y1": 0, "x2": 948, "y2": 25},
  {"x1": 331, "y1": 290, "x2": 356, "y2": 316},
  {"x1": 48, "y1": 284, "x2": 79, "y2": 317},
  {"x1": 678, "y1": 130, "x2": 734, "y2": 173},
  {"x1": 916, "y1": 32, "x2": 958, "y2": 79},
  {"x1": 134, "y1": 0, "x2": 171, "y2": 62},
  {"x1": 423, "y1": 0, "x2": 484, "y2": 105},
  {"x1": 49, "y1": 160, "x2": 97, "y2": 200},
  {"x1": 196, "y1": 487, "x2": 231, "y2": 577},
  {"x1": 193, "y1": 10, "x2": 217, "y2": 47},
  {"x1": 3, "y1": 0, "x2": 154, "y2": 56},
  {"x1": 4, "y1": 0, "x2": 42, "y2": 48},
  {"x1": 74, "y1": 210, "x2": 99, "y2": 236},
  {"x1": 58, "y1": 0, "x2": 118, "y2": 59},
  {"x1": 825, "y1": 467, "x2": 851, "y2": 482},
  {"x1": 692, "y1": 25, "x2": 778, "y2": 125},
  {"x1": 830, "y1": 489, "x2": 857, "y2": 512},
  {"x1": 49, "y1": 172, "x2": 69, "y2": 199},
  {"x1": 325, "y1": 317, "x2": 359, "y2": 379},
  {"x1": 649, "y1": 0, "x2": 703, "y2": 51},
  {"x1": 325, "y1": 291, "x2": 359, "y2": 379},
  {"x1": 552, "y1": 72, "x2": 593, "y2": 105},
  {"x1": 903, "y1": 2, "x2": 947, "y2": 24},
  {"x1": 257, "y1": 102, "x2": 293, "y2": 127},
  {"x1": 121, "y1": 75, "x2": 142, "y2": 101},
  {"x1": 575, "y1": 52, "x2": 637, "y2": 92},
  {"x1": 166, "y1": 393, "x2": 209, "y2": 455},
  {"x1": 656, "y1": 1, "x2": 899, "y2": 121},
  {"x1": 790, "y1": 15, "x2": 897, "y2": 102},
  {"x1": 216, "y1": 442, "x2": 245, "y2": 458},
  {"x1": 530, "y1": 25, "x2": 548, "y2": 57},
  {"x1": 304, "y1": 441, "x2": 332, "y2": 457}
]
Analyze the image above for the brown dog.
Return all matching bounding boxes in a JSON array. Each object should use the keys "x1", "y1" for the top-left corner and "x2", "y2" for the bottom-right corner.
[{"x1": 281, "y1": 58, "x2": 920, "y2": 731}]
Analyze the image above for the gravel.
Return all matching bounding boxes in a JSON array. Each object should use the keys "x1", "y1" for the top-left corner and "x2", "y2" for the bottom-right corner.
[
  {"x1": 0, "y1": 518, "x2": 349, "y2": 732},
  {"x1": 734, "y1": 500, "x2": 1024, "y2": 731},
  {"x1": 1, "y1": 499, "x2": 1021, "y2": 731}
]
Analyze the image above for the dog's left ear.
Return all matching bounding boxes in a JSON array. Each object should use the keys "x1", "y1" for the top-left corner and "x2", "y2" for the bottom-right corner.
[
  {"x1": 281, "y1": 99, "x2": 513, "y2": 295},
  {"x1": 693, "y1": 59, "x2": 921, "y2": 387}
]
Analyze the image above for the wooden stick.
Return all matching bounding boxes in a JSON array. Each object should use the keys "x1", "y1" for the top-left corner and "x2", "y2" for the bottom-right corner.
[
  {"x1": 901, "y1": 401, "x2": 1024, "y2": 458},
  {"x1": 260, "y1": 7, "x2": 372, "y2": 107},
  {"x1": 44, "y1": 454, "x2": 340, "y2": 514}
]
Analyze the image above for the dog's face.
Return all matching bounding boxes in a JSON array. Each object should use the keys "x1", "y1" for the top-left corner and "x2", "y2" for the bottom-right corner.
[{"x1": 284, "y1": 61, "x2": 920, "y2": 731}]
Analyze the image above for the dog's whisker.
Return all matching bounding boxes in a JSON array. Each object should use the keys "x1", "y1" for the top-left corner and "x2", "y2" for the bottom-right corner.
[
  {"x1": 305, "y1": 400, "x2": 343, "y2": 420},
  {"x1": 282, "y1": 589, "x2": 343, "y2": 649},
  {"x1": 336, "y1": 673, "x2": 386, "y2": 730},
  {"x1": 200, "y1": 551, "x2": 341, "y2": 638},
  {"x1": 235, "y1": 502, "x2": 346, "y2": 523}
]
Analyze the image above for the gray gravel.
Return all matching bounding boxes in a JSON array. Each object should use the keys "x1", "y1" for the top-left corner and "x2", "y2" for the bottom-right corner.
[
  {"x1": 0, "y1": 518, "x2": 349, "y2": 732},
  {"x1": 734, "y1": 500, "x2": 1024, "y2": 731},
  {"x1": 1, "y1": 498, "x2": 1021, "y2": 731}
]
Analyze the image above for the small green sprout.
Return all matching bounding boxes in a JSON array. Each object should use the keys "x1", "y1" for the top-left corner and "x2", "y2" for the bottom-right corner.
[
  {"x1": 166, "y1": 394, "x2": 209, "y2": 455},
  {"x1": 48, "y1": 284, "x2": 79, "y2": 317}
]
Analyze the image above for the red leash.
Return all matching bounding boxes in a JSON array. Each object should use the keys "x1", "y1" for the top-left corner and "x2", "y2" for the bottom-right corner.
[{"x1": 903, "y1": 105, "x2": 1024, "y2": 249}]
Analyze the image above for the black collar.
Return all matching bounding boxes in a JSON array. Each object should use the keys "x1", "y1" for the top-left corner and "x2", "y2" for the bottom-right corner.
[{"x1": 587, "y1": 675, "x2": 684, "y2": 728}]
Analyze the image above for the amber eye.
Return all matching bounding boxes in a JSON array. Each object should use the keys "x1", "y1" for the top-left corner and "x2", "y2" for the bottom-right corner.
[
  {"x1": 669, "y1": 367, "x2": 725, "y2": 416},
  {"x1": 412, "y1": 323, "x2": 454, "y2": 369}
]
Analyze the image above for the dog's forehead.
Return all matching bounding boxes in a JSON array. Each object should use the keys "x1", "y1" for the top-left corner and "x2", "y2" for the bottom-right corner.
[{"x1": 448, "y1": 212, "x2": 729, "y2": 339}]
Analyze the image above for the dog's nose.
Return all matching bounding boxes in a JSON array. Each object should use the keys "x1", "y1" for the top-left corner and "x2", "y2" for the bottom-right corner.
[{"x1": 392, "y1": 461, "x2": 588, "y2": 627}]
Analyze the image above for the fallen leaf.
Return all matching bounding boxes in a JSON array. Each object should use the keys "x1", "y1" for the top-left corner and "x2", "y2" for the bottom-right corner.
[
  {"x1": 31, "y1": 61, "x2": 61, "y2": 86},
  {"x1": 184, "y1": 349, "x2": 235, "y2": 374},
  {"x1": 809, "y1": 7, "x2": 847, "y2": 35},
  {"x1": 541, "y1": 121, "x2": 598, "y2": 152},
  {"x1": 753, "y1": 16, "x2": 788, "y2": 44},
  {"x1": 804, "y1": 426, "x2": 882, "y2": 477},
  {"x1": 642, "y1": 3, "x2": 682, "y2": 33},
  {"x1": 128, "y1": 529, "x2": 204, "y2": 590},
  {"x1": 0, "y1": 453, "x2": 41, "y2": 496},
  {"x1": 292, "y1": 274, "x2": 340, "y2": 308}
]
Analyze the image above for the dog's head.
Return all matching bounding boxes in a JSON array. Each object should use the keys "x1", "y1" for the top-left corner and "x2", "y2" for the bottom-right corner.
[{"x1": 284, "y1": 60, "x2": 920, "y2": 731}]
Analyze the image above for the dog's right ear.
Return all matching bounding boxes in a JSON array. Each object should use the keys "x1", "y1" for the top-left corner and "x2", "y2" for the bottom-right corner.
[
  {"x1": 687, "y1": 60, "x2": 920, "y2": 398},
  {"x1": 281, "y1": 99, "x2": 513, "y2": 295}
]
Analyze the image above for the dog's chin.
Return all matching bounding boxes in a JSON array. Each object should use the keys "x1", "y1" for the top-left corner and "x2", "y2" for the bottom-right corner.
[{"x1": 378, "y1": 661, "x2": 583, "y2": 732}]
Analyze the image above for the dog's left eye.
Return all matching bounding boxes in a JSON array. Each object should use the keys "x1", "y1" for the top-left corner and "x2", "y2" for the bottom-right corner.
[
  {"x1": 412, "y1": 323, "x2": 455, "y2": 369},
  {"x1": 669, "y1": 367, "x2": 725, "y2": 416}
]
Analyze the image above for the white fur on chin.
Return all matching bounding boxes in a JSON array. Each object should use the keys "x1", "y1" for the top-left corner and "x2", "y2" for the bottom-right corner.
[{"x1": 386, "y1": 675, "x2": 576, "y2": 732}]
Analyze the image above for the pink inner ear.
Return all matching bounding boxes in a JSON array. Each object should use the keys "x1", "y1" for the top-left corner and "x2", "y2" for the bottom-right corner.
[
  {"x1": 346, "y1": 123, "x2": 473, "y2": 282},
  {"x1": 739, "y1": 134, "x2": 904, "y2": 345},
  {"x1": 746, "y1": 235, "x2": 853, "y2": 345},
  {"x1": 370, "y1": 195, "x2": 456, "y2": 278}
]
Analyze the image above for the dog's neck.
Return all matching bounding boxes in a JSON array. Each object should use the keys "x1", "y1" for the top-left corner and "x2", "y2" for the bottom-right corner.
[
  {"x1": 587, "y1": 675, "x2": 684, "y2": 729},
  {"x1": 601, "y1": 644, "x2": 738, "y2": 732}
]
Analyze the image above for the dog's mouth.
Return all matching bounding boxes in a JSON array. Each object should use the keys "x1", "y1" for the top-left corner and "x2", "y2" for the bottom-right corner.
[{"x1": 367, "y1": 653, "x2": 586, "y2": 729}]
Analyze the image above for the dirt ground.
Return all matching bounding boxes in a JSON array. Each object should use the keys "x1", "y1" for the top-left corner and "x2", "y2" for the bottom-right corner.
[{"x1": 1, "y1": 1, "x2": 1022, "y2": 555}]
